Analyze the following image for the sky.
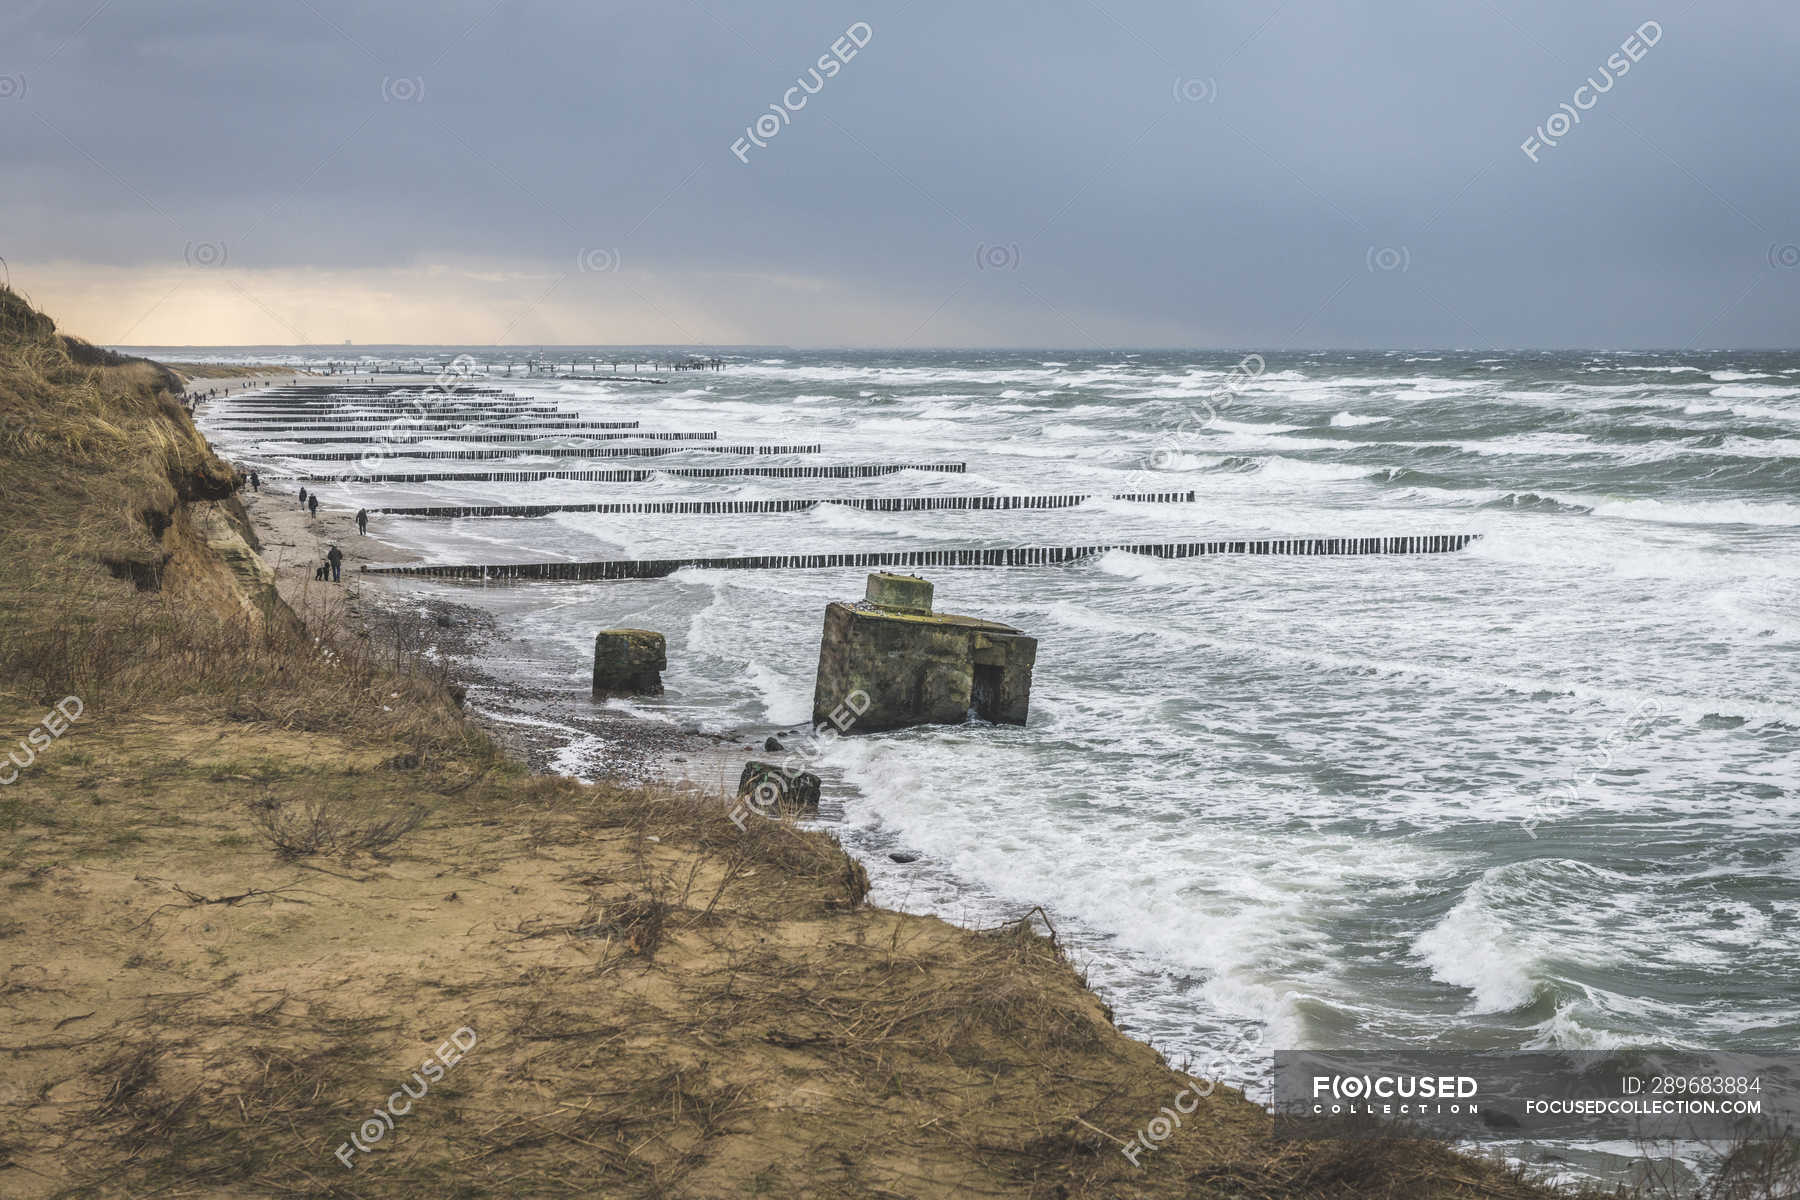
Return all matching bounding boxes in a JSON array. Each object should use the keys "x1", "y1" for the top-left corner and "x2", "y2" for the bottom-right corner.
[{"x1": 3, "y1": 0, "x2": 1797, "y2": 348}]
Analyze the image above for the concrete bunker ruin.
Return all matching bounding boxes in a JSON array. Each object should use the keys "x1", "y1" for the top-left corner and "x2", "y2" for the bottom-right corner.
[{"x1": 811, "y1": 573, "x2": 1036, "y2": 732}]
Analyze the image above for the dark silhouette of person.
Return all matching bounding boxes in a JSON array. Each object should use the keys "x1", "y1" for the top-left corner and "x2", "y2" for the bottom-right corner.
[
  {"x1": 298, "y1": 486, "x2": 308, "y2": 507},
  {"x1": 250, "y1": 470, "x2": 260, "y2": 493},
  {"x1": 308, "y1": 494, "x2": 319, "y2": 518},
  {"x1": 326, "y1": 545, "x2": 343, "y2": 583},
  {"x1": 356, "y1": 508, "x2": 368, "y2": 535}
]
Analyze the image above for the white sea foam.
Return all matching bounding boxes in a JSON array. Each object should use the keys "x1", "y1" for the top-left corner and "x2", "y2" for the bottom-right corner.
[
  {"x1": 831, "y1": 734, "x2": 1451, "y2": 1037},
  {"x1": 1328, "y1": 411, "x2": 1388, "y2": 427},
  {"x1": 1452, "y1": 432, "x2": 1598, "y2": 457},
  {"x1": 1044, "y1": 591, "x2": 1800, "y2": 728},
  {"x1": 1211, "y1": 418, "x2": 1304, "y2": 435},
  {"x1": 1254, "y1": 456, "x2": 1372, "y2": 482},
  {"x1": 805, "y1": 503, "x2": 959, "y2": 538},
  {"x1": 1469, "y1": 523, "x2": 1800, "y2": 582},
  {"x1": 1414, "y1": 871, "x2": 1545, "y2": 1012},
  {"x1": 1588, "y1": 495, "x2": 1800, "y2": 527},
  {"x1": 1092, "y1": 548, "x2": 1200, "y2": 586},
  {"x1": 1706, "y1": 589, "x2": 1800, "y2": 641},
  {"x1": 1141, "y1": 452, "x2": 1370, "y2": 482},
  {"x1": 1710, "y1": 383, "x2": 1800, "y2": 400},
  {"x1": 746, "y1": 659, "x2": 811, "y2": 725}
]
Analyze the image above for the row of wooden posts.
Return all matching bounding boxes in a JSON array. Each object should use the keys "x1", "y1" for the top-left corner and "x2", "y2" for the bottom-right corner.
[
  {"x1": 371, "y1": 490, "x2": 1203, "y2": 519},
  {"x1": 222, "y1": 383, "x2": 1481, "y2": 582},
  {"x1": 366, "y1": 536, "x2": 1485, "y2": 582},
  {"x1": 279, "y1": 442, "x2": 822, "y2": 462},
  {"x1": 204, "y1": 420, "x2": 643, "y2": 434},
  {"x1": 296, "y1": 463, "x2": 969, "y2": 484},
  {"x1": 309, "y1": 358, "x2": 725, "y2": 377}
]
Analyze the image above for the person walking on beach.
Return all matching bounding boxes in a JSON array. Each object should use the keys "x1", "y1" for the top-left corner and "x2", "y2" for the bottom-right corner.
[
  {"x1": 355, "y1": 508, "x2": 368, "y2": 536},
  {"x1": 298, "y1": 486, "x2": 307, "y2": 507},
  {"x1": 326, "y1": 545, "x2": 343, "y2": 583},
  {"x1": 250, "y1": 470, "x2": 260, "y2": 493},
  {"x1": 307, "y1": 494, "x2": 319, "y2": 518}
]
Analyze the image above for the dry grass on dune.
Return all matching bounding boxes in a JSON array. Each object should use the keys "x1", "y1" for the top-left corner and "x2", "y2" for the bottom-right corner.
[
  {"x1": 0, "y1": 284, "x2": 1581, "y2": 1198},
  {"x1": 1, "y1": 718, "x2": 1566, "y2": 1199},
  {"x1": 0, "y1": 285, "x2": 493, "y2": 760}
]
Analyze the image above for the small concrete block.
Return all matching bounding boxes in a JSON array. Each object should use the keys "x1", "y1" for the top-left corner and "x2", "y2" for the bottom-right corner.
[
  {"x1": 864, "y1": 572, "x2": 933, "y2": 615},
  {"x1": 593, "y1": 628, "x2": 666, "y2": 696}
]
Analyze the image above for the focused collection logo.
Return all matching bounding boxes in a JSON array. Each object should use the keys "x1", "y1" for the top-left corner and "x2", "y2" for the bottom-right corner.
[{"x1": 1310, "y1": 1073, "x2": 1481, "y2": 1115}]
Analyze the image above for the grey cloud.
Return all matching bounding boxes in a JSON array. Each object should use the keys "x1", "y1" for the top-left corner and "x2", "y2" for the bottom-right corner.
[{"x1": 3, "y1": 0, "x2": 1797, "y2": 345}]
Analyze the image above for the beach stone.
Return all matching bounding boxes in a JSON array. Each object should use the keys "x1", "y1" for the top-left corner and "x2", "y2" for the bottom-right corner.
[
  {"x1": 592, "y1": 628, "x2": 666, "y2": 696},
  {"x1": 812, "y1": 574, "x2": 1036, "y2": 731},
  {"x1": 737, "y1": 761, "x2": 821, "y2": 814},
  {"x1": 764, "y1": 736, "x2": 784, "y2": 751},
  {"x1": 889, "y1": 852, "x2": 920, "y2": 864}
]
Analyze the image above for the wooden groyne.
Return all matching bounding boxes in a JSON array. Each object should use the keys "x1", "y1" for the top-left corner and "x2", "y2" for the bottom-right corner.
[
  {"x1": 243, "y1": 431, "x2": 719, "y2": 446},
  {"x1": 373, "y1": 490, "x2": 1201, "y2": 518},
  {"x1": 256, "y1": 385, "x2": 516, "y2": 394},
  {"x1": 215, "y1": 404, "x2": 557, "y2": 415},
  {"x1": 294, "y1": 463, "x2": 969, "y2": 484},
  {"x1": 227, "y1": 394, "x2": 551, "y2": 406},
  {"x1": 364, "y1": 534, "x2": 1483, "y2": 582},
  {"x1": 229, "y1": 409, "x2": 567, "y2": 423},
  {"x1": 230, "y1": 402, "x2": 532, "y2": 413},
  {"x1": 232, "y1": 403, "x2": 563, "y2": 415},
  {"x1": 204, "y1": 420, "x2": 643, "y2": 433},
  {"x1": 270, "y1": 443, "x2": 822, "y2": 462},
  {"x1": 235, "y1": 398, "x2": 535, "y2": 408},
  {"x1": 287, "y1": 360, "x2": 696, "y2": 378},
  {"x1": 551, "y1": 374, "x2": 670, "y2": 384}
]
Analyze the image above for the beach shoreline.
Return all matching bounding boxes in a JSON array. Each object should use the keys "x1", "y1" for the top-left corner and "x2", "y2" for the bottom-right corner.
[{"x1": 227, "y1": 400, "x2": 807, "y2": 804}]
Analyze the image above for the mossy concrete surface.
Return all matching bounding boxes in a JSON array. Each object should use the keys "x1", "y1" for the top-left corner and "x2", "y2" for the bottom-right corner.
[
  {"x1": 865, "y1": 571, "x2": 935, "y2": 614},
  {"x1": 812, "y1": 597, "x2": 1037, "y2": 730},
  {"x1": 593, "y1": 627, "x2": 666, "y2": 695}
]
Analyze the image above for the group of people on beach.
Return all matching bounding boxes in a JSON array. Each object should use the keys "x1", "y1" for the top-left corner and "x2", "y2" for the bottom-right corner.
[
  {"x1": 181, "y1": 381, "x2": 254, "y2": 411},
  {"x1": 181, "y1": 378, "x2": 305, "y2": 412},
  {"x1": 242, "y1": 477, "x2": 369, "y2": 586}
]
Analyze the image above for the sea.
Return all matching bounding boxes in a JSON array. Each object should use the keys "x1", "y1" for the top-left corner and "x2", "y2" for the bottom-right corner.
[{"x1": 168, "y1": 346, "x2": 1800, "y2": 1173}]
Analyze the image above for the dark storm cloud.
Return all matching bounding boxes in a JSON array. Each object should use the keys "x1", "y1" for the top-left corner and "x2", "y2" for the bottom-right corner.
[{"x1": 4, "y1": 0, "x2": 1797, "y2": 345}]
